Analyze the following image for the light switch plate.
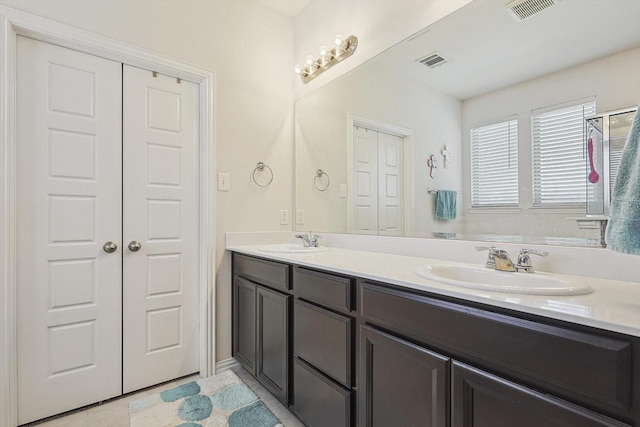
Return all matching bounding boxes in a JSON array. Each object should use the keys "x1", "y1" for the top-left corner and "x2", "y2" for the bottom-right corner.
[
  {"x1": 296, "y1": 210, "x2": 304, "y2": 225},
  {"x1": 217, "y1": 172, "x2": 230, "y2": 191},
  {"x1": 280, "y1": 209, "x2": 289, "y2": 225},
  {"x1": 340, "y1": 183, "x2": 347, "y2": 198}
]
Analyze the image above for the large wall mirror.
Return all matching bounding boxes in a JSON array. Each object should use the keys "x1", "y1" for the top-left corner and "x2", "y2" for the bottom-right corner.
[{"x1": 295, "y1": 0, "x2": 640, "y2": 247}]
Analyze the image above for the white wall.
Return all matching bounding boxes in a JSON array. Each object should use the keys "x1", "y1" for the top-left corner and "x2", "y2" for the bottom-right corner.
[
  {"x1": 0, "y1": 0, "x2": 294, "y2": 363},
  {"x1": 292, "y1": 0, "x2": 472, "y2": 98},
  {"x1": 461, "y1": 46, "x2": 640, "y2": 240}
]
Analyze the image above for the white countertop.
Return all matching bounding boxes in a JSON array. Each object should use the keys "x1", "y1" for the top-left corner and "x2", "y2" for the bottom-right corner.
[{"x1": 227, "y1": 243, "x2": 640, "y2": 338}]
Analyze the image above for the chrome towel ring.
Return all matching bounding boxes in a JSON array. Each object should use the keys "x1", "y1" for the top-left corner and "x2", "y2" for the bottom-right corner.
[
  {"x1": 313, "y1": 169, "x2": 330, "y2": 191},
  {"x1": 252, "y1": 162, "x2": 273, "y2": 188}
]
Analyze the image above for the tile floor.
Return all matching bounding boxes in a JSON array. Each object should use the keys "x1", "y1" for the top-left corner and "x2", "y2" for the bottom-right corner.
[{"x1": 24, "y1": 366, "x2": 304, "y2": 427}]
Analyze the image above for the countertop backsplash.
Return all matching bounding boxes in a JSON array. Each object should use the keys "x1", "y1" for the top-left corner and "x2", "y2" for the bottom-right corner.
[{"x1": 226, "y1": 231, "x2": 640, "y2": 285}]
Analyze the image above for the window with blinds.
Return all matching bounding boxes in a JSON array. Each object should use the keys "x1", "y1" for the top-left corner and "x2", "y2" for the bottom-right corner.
[
  {"x1": 532, "y1": 100, "x2": 595, "y2": 207},
  {"x1": 470, "y1": 118, "x2": 519, "y2": 207}
]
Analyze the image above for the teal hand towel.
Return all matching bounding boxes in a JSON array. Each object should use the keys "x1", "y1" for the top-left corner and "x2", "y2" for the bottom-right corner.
[
  {"x1": 435, "y1": 190, "x2": 457, "y2": 220},
  {"x1": 605, "y1": 107, "x2": 640, "y2": 254}
]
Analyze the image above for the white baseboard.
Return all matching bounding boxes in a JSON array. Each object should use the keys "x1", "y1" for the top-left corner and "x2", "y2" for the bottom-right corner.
[{"x1": 215, "y1": 357, "x2": 240, "y2": 373}]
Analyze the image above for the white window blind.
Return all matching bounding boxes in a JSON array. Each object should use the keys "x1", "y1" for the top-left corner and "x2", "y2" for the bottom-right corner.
[
  {"x1": 532, "y1": 100, "x2": 595, "y2": 207},
  {"x1": 471, "y1": 119, "x2": 519, "y2": 207}
]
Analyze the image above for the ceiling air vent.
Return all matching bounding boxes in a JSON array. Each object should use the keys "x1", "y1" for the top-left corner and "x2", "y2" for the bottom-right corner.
[
  {"x1": 506, "y1": 0, "x2": 559, "y2": 22},
  {"x1": 416, "y1": 52, "x2": 448, "y2": 69}
]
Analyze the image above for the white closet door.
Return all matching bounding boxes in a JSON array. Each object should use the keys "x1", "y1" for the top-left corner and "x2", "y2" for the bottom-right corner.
[
  {"x1": 378, "y1": 132, "x2": 404, "y2": 236},
  {"x1": 352, "y1": 126, "x2": 379, "y2": 234},
  {"x1": 16, "y1": 37, "x2": 123, "y2": 424},
  {"x1": 122, "y1": 65, "x2": 200, "y2": 393}
]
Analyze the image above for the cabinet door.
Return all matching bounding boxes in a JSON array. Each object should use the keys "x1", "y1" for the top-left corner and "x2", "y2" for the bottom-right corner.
[
  {"x1": 452, "y1": 361, "x2": 631, "y2": 427},
  {"x1": 257, "y1": 285, "x2": 290, "y2": 405},
  {"x1": 233, "y1": 277, "x2": 256, "y2": 375},
  {"x1": 360, "y1": 325, "x2": 449, "y2": 427}
]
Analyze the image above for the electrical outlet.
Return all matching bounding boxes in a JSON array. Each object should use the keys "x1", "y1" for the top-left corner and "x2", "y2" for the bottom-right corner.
[
  {"x1": 296, "y1": 210, "x2": 304, "y2": 225},
  {"x1": 280, "y1": 209, "x2": 289, "y2": 225},
  {"x1": 217, "y1": 172, "x2": 230, "y2": 191}
]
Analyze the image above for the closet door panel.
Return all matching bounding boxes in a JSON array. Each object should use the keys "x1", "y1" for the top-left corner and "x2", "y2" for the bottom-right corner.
[
  {"x1": 16, "y1": 36, "x2": 123, "y2": 425},
  {"x1": 352, "y1": 126, "x2": 379, "y2": 234},
  {"x1": 122, "y1": 65, "x2": 200, "y2": 393}
]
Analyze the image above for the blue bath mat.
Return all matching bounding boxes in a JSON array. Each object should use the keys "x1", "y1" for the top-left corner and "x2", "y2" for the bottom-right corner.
[{"x1": 129, "y1": 370, "x2": 282, "y2": 427}]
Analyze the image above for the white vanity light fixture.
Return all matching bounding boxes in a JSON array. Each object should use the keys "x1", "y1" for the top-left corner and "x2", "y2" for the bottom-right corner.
[{"x1": 294, "y1": 34, "x2": 358, "y2": 83}]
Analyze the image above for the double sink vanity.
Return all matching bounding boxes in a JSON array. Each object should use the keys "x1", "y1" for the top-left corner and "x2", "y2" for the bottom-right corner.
[{"x1": 228, "y1": 235, "x2": 640, "y2": 426}]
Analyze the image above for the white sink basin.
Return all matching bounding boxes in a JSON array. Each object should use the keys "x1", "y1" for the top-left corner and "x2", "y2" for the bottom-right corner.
[
  {"x1": 258, "y1": 244, "x2": 327, "y2": 254},
  {"x1": 416, "y1": 264, "x2": 592, "y2": 296}
]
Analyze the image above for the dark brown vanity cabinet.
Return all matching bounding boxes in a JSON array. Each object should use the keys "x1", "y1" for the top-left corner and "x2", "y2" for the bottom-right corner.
[
  {"x1": 452, "y1": 361, "x2": 629, "y2": 427},
  {"x1": 360, "y1": 281, "x2": 638, "y2": 427},
  {"x1": 360, "y1": 325, "x2": 448, "y2": 427},
  {"x1": 233, "y1": 276, "x2": 257, "y2": 373},
  {"x1": 232, "y1": 254, "x2": 290, "y2": 406},
  {"x1": 292, "y1": 267, "x2": 356, "y2": 427},
  {"x1": 232, "y1": 252, "x2": 640, "y2": 426}
]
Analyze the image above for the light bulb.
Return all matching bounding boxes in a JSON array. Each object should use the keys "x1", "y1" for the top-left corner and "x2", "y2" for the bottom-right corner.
[
  {"x1": 294, "y1": 64, "x2": 303, "y2": 74},
  {"x1": 304, "y1": 55, "x2": 316, "y2": 66},
  {"x1": 334, "y1": 34, "x2": 344, "y2": 47},
  {"x1": 319, "y1": 45, "x2": 329, "y2": 58}
]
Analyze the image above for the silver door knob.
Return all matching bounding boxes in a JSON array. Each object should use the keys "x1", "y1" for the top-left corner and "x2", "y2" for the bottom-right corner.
[
  {"x1": 128, "y1": 241, "x2": 142, "y2": 252},
  {"x1": 103, "y1": 241, "x2": 117, "y2": 253}
]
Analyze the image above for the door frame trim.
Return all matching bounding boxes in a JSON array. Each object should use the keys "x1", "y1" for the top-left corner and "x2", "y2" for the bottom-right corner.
[{"x1": 0, "y1": 7, "x2": 216, "y2": 426}]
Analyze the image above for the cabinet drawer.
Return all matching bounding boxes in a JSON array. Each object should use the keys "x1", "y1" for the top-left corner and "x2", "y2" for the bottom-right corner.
[
  {"x1": 234, "y1": 253, "x2": 289, "y2": 292},
  {"x1": 293, "y1": 358, "x2": 351, "y2": 427},
  {"x1": 294, "y1": 299, "x2": 352, "y2": 387},
  {"x1": 361, "y1": 282, "x2": 632, "y2": 412},
  {"x1": 293, "y1": 266, "x2": 352, "y2": 312}
]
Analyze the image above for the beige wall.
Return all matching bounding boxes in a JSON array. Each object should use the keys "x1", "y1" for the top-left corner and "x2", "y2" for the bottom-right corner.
[{"x1": 0, "y1": 0, "x2": 295, "y2": 363}]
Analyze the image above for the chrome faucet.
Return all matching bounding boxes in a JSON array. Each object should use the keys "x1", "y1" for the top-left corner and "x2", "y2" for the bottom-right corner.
[
  {"x1": 483, "y1": 247, "x2": 516, "y2": 272},
  {"x1": 515, "y1": 249, "x2": 548, "y2": 273},
  {"x1": 295, "y1": 231, "x2": 321, "y2": 247},
  {"x1": 477, "y1": 246, "x2": 548, "y2": 273}
]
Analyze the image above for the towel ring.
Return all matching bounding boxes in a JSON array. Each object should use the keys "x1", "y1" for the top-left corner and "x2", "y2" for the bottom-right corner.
[
  {"x1": 313, "y1": 169, "x2": 330, "y2": 191},
  {"x1": 252, "y1": 162, "x2": 273, "y2": 188}
]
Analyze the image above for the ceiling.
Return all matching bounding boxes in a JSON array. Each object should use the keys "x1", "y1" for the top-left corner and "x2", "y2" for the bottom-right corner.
[
  {"x1": 256, "y1": 0, "x2": 311, "y2": 17},
  {"x1": 372, "y1": 0, "x2": 640, "y2": 100}
]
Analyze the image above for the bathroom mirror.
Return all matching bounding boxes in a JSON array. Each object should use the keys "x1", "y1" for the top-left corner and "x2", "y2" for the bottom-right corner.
[{"x1": 295, "y1": 0, "x2": 640, "y2": 246}]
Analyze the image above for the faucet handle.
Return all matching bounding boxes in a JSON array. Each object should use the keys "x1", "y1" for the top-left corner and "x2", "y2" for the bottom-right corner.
[
  {"x1": 516, "y1": 248, "x2": 548, "y2": 273},
  {"x1": 476, "y1": 246, "x2": 498, "y2": 269},
  {"x1": 519, "y1": 248, "x2": 548, "y2": 257},
  {"x1": 294, "y1": 232, "x2": 312, "y2": 247}
]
